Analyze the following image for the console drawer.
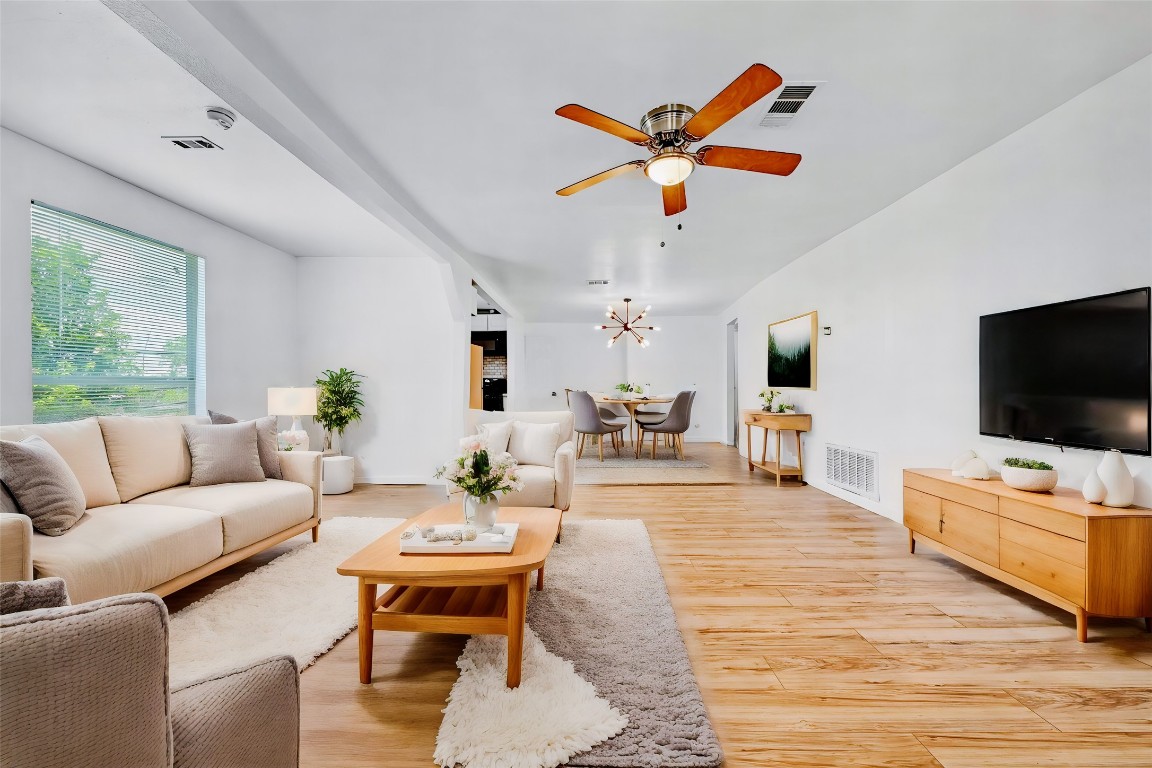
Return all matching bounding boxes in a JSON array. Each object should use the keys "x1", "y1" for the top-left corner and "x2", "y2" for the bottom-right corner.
[
  {"x1": 1000, "y1": 518, "x2": 1085, "y2": 568},
  {"x1": 904, "y1": 487, "x2": 941, "y2": 541},
  {"x1": 1001, "y1": 539, "x2": 1085, "y2": 604},
  {"x1": 1000, "y1": 498, "x2": 1085, "y2": 541},
  {"x1": 940, "y1": 500, "x2": 999, "y2": 566},
  {"x1": 904, "y1": 472, "x2": 997, "y2": 513}
]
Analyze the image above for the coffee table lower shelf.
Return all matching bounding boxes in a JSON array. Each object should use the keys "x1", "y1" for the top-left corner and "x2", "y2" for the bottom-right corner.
[{"x1": 372, "y1": 583, "x2": 510, "y2": 635}]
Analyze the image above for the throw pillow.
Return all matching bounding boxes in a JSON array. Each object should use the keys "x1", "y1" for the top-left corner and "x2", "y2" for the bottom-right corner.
[
  {"x1": 181, "y1": 422, "x2": 266, "y2": 487},
  {"x1": 208, "y1": 410, "x2": 238, "y2": 424},
  {"x1": 477, "y1": 420, "x2": 513, "y2": 455},
  {"x1": 508, "y1": 421, "x2": 560, "y2": 467},
  {"x1": 0, "y1": 436, "x2": 86, "y2": 536},
  {"x1": 253, "y1": 415, "x2": 283, "y2": 480}
]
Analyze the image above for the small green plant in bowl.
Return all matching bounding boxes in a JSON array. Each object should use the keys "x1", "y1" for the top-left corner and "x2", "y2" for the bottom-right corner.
[{"x1": 1001, "y1": 457, "x2": 1058, "y2": 492}]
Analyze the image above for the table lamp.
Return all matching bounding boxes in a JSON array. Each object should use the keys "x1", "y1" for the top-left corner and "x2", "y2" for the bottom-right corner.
[{"x1": 267, "y1": 387, "x2": 317, "y2": 451}]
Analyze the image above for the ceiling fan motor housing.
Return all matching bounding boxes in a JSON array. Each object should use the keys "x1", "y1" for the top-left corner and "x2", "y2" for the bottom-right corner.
[{"x1": 640, "y1": 103, "x2": 696, "y2": 144}]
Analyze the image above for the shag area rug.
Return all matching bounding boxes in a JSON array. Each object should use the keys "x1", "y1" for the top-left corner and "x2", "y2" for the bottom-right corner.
[
  {"x1": 437, "y1": 520, "x2": 722, "y2": 768},
  {"x1": 168, "y1": 515, "x2": 403, "y2": 688}
]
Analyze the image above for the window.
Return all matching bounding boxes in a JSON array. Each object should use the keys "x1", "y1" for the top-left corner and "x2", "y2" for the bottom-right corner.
[{"x1": 30, "y1": 202, "x2": 206, "y2": 423}]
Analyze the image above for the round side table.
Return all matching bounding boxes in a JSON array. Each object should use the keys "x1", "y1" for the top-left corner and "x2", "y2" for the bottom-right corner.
[{"x1": 322, "y1": 455, "x2": 356, "y2": 495}]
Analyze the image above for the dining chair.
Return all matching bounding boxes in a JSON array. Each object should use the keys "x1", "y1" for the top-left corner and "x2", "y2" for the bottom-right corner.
[
  {"x1": 636, "y1": 391, "x2": 695, "y2": 460},
  {"x1": 570, "y1": 390, "x2": 627, "y2": 461},
  {"x1": 635, "y1": 393, "x2": 676, "y2": 448}
]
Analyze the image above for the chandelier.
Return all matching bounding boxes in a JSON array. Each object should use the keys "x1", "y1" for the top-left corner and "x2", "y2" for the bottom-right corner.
[{"x1": 595, "y1": 298, "x2": 659, "y2": 347}]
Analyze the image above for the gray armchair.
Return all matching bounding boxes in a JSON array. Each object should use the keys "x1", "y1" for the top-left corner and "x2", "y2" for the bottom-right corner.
[{"x1": 0, "y1": 578, "x2": 300, "y2": 768}]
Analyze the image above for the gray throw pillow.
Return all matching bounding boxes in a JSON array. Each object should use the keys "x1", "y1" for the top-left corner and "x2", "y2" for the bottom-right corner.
[
  {"x1": 0, "y1": 435, "x2": 87, "y2": 536},
  {"x1": 182, "y1": 422, "x2": 266, "y2": 487},
  {"x1": 208, "y1": 410, "x2": 238, "y2": 424},
  {"x1": 253, "y1": 415, "x2": 283, "y2": 480}
]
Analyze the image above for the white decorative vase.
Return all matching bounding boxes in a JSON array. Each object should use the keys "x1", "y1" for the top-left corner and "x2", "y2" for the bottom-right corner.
[
  {"x1": 1096, "y1": 450, "x2": 1134, "y2": 508},
  {"x1": 951, "y1": 450, "x2": 977, "y2": 477},
  {"x1": 1000, "y1": 466, "x2": 1059, "y2": 492},
  {"x1": 960, "y1": 457, "x2": 990, "y2": 480},
  {"x1": 463, "y1": 494, "x2": 499, "y2": 532},
  {"x1": 1082, "y1": 468, "x2": 1107, "y2": 504}
]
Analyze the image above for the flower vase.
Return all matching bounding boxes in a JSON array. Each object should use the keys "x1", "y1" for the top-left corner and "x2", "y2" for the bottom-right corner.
[
  {"x1": 1096, "y1": 449, "x2": 1134, "y2": 508},
  {"x1": 463, "y1": 494, "x2": 499, "y2": 532}
]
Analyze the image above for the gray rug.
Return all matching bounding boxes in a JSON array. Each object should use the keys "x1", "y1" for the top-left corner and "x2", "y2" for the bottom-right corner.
[
  {"x1": 577, "y1": 444, "x2": 708, "y2": 469},
  {"x1": 528, "y1": 521, "x2": 722, "y2": 767}
]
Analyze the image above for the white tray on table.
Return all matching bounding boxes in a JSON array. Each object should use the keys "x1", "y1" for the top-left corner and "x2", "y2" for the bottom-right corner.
[{"x1": 400, "y1": 523, "x2": 519, "y2": 554}]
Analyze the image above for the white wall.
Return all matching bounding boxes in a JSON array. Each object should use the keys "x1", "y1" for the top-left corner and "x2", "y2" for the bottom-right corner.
[
  {"x1": 0, "y1": 128, "x2": 299, "y2": 423},
  {"x1": 724, "y1": 58, "x2": 1152, "y2": 521},
  {"x1": 519, "y1": 317, "x2": 724, "y2": 440},
  {"x1": 296, "y1": 256, "x2": 461, "y2": 483}
]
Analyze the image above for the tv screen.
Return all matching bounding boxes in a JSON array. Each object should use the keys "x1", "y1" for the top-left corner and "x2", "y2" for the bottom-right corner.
[{"x1": 979, "y1": 287, "x2": 1151, "y2": 456}]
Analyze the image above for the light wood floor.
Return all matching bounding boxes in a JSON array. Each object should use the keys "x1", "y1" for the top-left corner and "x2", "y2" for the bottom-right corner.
[{"x1": 165, "y1": 443, "x2": 1152, "y2": 767}]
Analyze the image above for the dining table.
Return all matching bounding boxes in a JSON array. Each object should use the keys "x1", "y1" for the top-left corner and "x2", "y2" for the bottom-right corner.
[{"x1": 597, "y1": 396, "x2": 674, "y2": 446}]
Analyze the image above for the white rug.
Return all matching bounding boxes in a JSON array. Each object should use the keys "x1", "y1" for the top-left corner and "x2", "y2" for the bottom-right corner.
[
  {"x1": 435, "y1": 627, "x2": 627, "y2": 768},
  {"x1": 168, "y1": 515, "x2": 404, "y2": 688}
]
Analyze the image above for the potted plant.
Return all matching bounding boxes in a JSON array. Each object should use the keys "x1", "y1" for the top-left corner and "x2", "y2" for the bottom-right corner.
[
  {"x1": 759, "y1": 389, "x2": 796, "y2": 413},
  {"x1": 1000, "y1": 458, "x2": 1058, "y2": 492},
  {"x1": 435, "y1": 436, "x2": 524, "y2": 531},
  {"x1": 614, "y1": 382, "x2": 638, "y2": 400},
  {"x1": 315, "y1": 368, "x2": 365, "y2": 455}
]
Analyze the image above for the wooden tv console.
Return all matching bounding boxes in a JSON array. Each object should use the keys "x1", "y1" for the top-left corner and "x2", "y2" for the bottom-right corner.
[{"x1": 903, "y1": 469, "x2": 1152, "y2": 641}]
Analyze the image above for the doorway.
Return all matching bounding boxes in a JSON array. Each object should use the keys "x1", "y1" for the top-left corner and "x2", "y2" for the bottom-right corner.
[{"x1": 726, "y1": 319, "x2": 739, "y2": 446}]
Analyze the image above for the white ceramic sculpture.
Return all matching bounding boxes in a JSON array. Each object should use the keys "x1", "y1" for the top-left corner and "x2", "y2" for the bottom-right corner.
[
  {"x1": 951, "y1": 450, "x2": 977, "y2": 477},
  {"x1": 960, "y1": 456, "x2": 990, "y2": 480},
  {"x1": 1001, "y1": 466, "x2": 1058, "y2": 492},
  {"x1": 1096, "y1": 449, "x2": 1134, "y2": 508},
  {"x1": 1082, "y1": 468, "x2": 1107, "y2": 504}
]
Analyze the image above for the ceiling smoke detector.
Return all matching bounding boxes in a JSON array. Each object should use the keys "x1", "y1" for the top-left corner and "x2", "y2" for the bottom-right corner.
[
  {"x1": 206, "y1": 106, "x2": 236, "y2": 130},
  {"x1": 586, "y1": 279, "x2": 610, "y2": 286}
]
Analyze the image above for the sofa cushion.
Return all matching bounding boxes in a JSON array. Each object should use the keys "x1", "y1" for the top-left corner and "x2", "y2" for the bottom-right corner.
[
  {"x1": 477, "y1": 420, "x2": 513, "y2": 455},
  {"x1": 508, "y1": 421, "x2": 560, "y2": 467},
  {"x1": 497, "y1": 464, "x2": 555, "y2": 508},
  {"x1": 133, "y1": 480, "x2": 313, "y2": 554},
  {"x1": 183, "y1": 422, "x2": 266, "y2": 487},
  {"x1": 0, "y1": 417, "x2": 120, "y2": 509},
  {"x1": 0, "y1": 435, "x2": 87, "y2": 536},
  {"x1": 98, "y1": 415, "x2": 210, "y2": 501},
  {"x1": 32, "y1": 504, "x2": 224, "y2": 604}
]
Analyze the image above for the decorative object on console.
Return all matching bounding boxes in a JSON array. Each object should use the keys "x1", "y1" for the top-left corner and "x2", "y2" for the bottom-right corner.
[
  {"x1": 768, "y1": 310, "x2": 818, "y2": 390},
  {"x1": 1082, "y1": 467, "x2": 1107, "y2": 504},
  {"x1": 1096, "y1": 449, "x2": 1135, "y2": 508},
  {"x1": 435, "y1": 436, "x2": 524, "y2": 532},
  {"x1": 758, "y1": 388, "x2": 795, "y2": 413},
  {"x1": 267, "y1": 387, "x2": 317, "y2": 452},
  {"x1": 596, "y1": 299, "x2": 659, "y2": 348},
  {"x1": 950, "y1": 450, "x2": 977, "y2": 477},
  {"x1": 1000, "y1": 458, "x2": 1058, "y2": 492},
  {"x1": 959, "y1": 456, "x2": 990, "y2": 480},
  {"x1": 314, "y1": 368, "x2": 364, "y2": 455}
]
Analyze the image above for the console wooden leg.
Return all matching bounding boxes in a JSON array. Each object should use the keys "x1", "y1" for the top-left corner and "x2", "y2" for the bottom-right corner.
[
  {"x1": 506, "y1": 572, "x2": 528, "y2": 688},
  {"x1": 908, "y1": 529, "x2": 916, "y2": 554},
  {"x1": 1075, "y1": 607, "x2": 1088, "y2": 643},
  {"x1": 358, "y1": 580, "x2": 377, "y2": 683},
  {"x1": 746, "y1": 424, "x2": 754, "y2": 471}
]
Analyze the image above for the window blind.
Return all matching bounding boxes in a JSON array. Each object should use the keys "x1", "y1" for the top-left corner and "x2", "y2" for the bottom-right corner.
[{"x1": 30, "y1": 202, "x2": 206, "y2": 423}]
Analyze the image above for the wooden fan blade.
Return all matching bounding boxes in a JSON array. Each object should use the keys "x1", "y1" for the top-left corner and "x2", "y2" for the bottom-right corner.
[
  {"x1": 556, "y1": 104, "x2": 652, "y2": 145},
  {"x1": 556, "y1": 161, "x2": 644, "y2": 196},
  {"x1": 662, "y1": 182, "x2": 687, "y2": 217},
  {"x1": 682, "y1": 64, "x2": 783, "y2": 141},
  {"x1": 696, "y1": 145, "x2": 801, "y2": 176}
]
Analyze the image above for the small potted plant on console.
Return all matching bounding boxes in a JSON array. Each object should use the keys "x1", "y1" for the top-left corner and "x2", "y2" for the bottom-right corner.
[{"x1": 1000, "y1": 458, "x2": 1058, "y2": 492}]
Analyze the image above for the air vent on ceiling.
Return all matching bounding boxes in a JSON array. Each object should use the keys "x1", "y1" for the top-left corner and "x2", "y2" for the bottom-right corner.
[
  {"x1": 586, "y1": 279, "x2": 610, "y2": 286},
  {"x1": 163, "y1": 136, "x2": 223, "y2": 149},
  {"x1": 759, "y1": 82, "x2": 823, "y2": 128},
  {"x1": 825, "y1": 443, "x2": 880, "y2": 501}
]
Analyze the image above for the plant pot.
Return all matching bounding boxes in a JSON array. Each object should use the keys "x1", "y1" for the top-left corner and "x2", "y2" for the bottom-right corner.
[
  {"x1": 463, "y1": 494, "x2": 499, "y2": 532},
  {"x1": 1000, "y1": 466, "x2": 1058, "y2": 492}
]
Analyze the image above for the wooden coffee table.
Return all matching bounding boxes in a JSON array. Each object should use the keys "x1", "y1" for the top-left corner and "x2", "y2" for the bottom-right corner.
[{"x1": 336, "y1": 502, "x2": 561, "y2": 688}]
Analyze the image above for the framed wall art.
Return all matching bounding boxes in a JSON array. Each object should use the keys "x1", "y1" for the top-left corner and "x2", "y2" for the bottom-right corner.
[{"x1": 767, "y1": 310, "x2": 817, "y2": 390}]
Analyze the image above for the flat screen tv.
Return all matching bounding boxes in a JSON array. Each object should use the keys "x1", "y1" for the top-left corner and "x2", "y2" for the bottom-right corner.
[{"x1": 979, "y1": 287, "x2": 1151, "y2": 456}]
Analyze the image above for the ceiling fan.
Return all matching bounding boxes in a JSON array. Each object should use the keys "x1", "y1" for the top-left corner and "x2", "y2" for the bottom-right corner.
[{"x1": 555, "y1": 64, "x2": 802, "y2": 216}]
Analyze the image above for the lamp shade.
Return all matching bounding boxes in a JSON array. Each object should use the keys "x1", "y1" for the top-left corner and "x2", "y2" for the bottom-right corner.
[{"x1": 267, "y1": 387, "x2": 317, "y2": 416}]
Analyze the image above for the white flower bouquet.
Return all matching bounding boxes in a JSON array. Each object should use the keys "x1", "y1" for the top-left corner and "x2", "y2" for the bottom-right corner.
[{"x1": 435, "y1": 436, "x2": 524, "y2": 503}]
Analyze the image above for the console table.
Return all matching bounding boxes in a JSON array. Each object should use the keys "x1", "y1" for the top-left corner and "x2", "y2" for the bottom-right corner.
[
  {"x1": 744, "y1": 411, "x2": 811, "y2": 486},
  {"x1": 904, "y1": 468, "x2": 1152, "y2": 641}
]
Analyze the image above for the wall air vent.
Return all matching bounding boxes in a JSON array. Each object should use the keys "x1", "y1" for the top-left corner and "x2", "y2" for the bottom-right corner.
[
  {"x1": 825, "y1": 443, "x2": 880, "y2": 501},
  {"x1": 586, "y1": 279, "x2": 610, "y2": 286},
  {"x1": 163, "y1": 136, "x2": 222, "y2": 149},
  {"x1": 759, "y1": 82, "x2": 823, "y2": 128}
]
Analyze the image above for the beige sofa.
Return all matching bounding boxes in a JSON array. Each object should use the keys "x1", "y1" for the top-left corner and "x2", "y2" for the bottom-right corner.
[
  {"x1": 464, "y1": 409, "x2": 575, "y2": 511},
  {"x1": 0, "y1": 415, "x2": 321, "y2": 603}
]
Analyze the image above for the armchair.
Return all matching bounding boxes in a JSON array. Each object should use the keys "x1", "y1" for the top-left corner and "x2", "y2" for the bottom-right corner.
[
  {"x1": 0, "y1": 578, "x2": 300, "y2": 768},
  {"x1": 464, "y1": 410, "x2": 575, "y2": 512}
]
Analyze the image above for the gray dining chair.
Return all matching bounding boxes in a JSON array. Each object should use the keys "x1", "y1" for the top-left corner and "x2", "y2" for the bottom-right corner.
[
  {"x1": 635, "y1": 392, "x2": 676, "y2": 448},
  {"x1": 636, "y1": 391, "x2": 695, "y2": 460},
  {"x1": 570, "y1": 390, "x2": 627, "y2": 461}
]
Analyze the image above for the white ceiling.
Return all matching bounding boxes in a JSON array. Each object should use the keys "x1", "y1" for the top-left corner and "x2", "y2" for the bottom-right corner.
[{"x1": 3, "y1": 2, "x2": 1151, "y2": 321}]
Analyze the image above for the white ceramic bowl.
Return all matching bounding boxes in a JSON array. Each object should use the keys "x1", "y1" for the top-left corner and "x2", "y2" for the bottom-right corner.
[{"x1": 1000, "y1": 466, "x2": 1058, "y2": 492}]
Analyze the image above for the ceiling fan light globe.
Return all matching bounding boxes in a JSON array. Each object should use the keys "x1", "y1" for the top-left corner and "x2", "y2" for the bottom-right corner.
[{"x1": 644, "y1": 153, "x2": 694, "y2": 186}]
